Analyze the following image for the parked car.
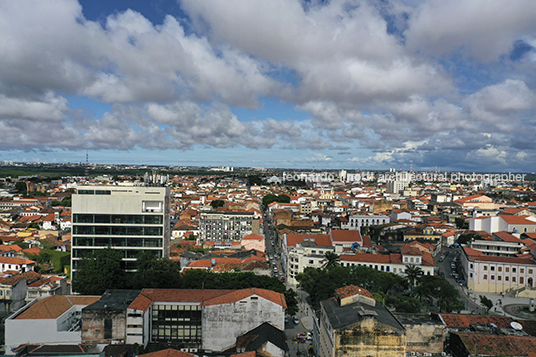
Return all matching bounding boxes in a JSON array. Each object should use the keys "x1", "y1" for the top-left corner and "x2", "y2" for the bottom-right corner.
[
  {"x1": 293, "y1": 316, "x2": 300, "y2": 324},
  {"x1": 285, "y1": 316, "x2": 289, "y2": 323}
]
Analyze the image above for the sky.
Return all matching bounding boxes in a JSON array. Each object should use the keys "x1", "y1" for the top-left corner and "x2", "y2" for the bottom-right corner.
[{"x1": 1, "y1": 0, "x2": 536, "y2": 172}]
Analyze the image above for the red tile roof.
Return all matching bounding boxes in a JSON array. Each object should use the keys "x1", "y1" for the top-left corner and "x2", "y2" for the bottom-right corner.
[
  {"x1": 456, "y1": 332, "x2": 536, "y2": 356},
  {"x1": 335, "y1": 285, "x2": 374, "y2": 300},
  {"x1": 201, "y1": 288, "x2": 287, "y2": 308},
  {"x1": 286, "y1": 234, "x2": 331, "y2": 247},
  {"x1": 139, "y1": 349, "x2": 195, "y2": 357}
]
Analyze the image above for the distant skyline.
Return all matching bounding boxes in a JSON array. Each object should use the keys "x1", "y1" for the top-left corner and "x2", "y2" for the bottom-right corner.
[{"x1": 1, "y1": 0, "x2": 535, "y2": 172}]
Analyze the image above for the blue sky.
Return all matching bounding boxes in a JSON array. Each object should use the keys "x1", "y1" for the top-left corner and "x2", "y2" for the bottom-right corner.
[{"x1": 1, "y1": 0, "x2": 536, "y2": 171}]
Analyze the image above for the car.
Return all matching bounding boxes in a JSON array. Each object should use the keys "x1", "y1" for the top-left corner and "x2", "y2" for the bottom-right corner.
[
  {"x1": 285, "y1": 316, "x2": 289, "y2": 323},
  {"x1": 293, "y1": 316, "x2": 300, "y2": 324}
]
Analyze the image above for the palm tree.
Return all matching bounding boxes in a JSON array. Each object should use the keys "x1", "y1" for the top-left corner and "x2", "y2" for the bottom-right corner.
[
  {"x1": 322, "y1": 251, "x2": 341, "y2": 270},
  {"x1": 404, "y1": 264, "x2": 424, "y2": 288}
]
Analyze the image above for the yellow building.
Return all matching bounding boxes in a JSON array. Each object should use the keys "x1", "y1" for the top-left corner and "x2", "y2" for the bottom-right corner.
[{"x1": 318, "y1": 285, "x2": 406, "y2": 357}]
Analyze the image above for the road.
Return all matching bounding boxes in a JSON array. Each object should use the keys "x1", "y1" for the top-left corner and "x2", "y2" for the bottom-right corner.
[{"x1": 435, "y1": 245, "x2": 485, "y2": 314}]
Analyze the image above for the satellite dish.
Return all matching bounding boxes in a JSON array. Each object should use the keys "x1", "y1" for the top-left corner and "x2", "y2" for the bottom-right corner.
[{"x1": 511, "y1": 322, "x2": 523, "y2": 330}]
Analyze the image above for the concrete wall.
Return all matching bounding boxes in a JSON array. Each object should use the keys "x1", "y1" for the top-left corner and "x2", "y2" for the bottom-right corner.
[
  {"x1": 403, "y1": 323, "x2": 446, "y2": 354},
  {"x1": 5, "y1": 318, "x2": 81, "y2": 353},
  {"x1": 201, "y1": 296, "x2": 284, "y2": 351},
  {"x1": 335, "y1": 318, "x2": 406, "y2": 357},
  {"x1": 82, "y1": 309, "x2": 126, "y2": 344}
]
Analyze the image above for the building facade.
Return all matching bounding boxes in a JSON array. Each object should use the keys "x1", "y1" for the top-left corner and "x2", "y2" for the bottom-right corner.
[
  {"x1": 71, "y1": 185, "x2": 171, "y2": 275},
  {"x1": 348, "y1": 214, "x2": 390, "y2": 231},
  {"x1": 200, "y1": 211, "x2": 258, "y2": 241}
]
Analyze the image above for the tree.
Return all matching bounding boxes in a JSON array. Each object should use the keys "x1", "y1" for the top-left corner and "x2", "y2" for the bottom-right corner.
[
  {"x1": 210, "y1": 199, "x2": 225, "y2": 209},
  {"x1": 404, "y1": 265, "x2": 424, "y2": 288},
  {"x1": 15, "y1": 181, "x2": 27, "y2": 194},
  {"x1": 72, "y1": 248, "x2": 126, "y2": 295},
  {"x1": 322, "y1": 251, "x2": 341, "y2": 270},
  {"x1": 131, "y1": 252, "x2": 182, "y2": 289},
  {"x1": 480, "y1": 295, "x2": 493, "y2": 313},
  {"x1": 457, "y1": 233, "x2": 480, "y2": 245},
  {"x1": 262, "y1": 194, "x2": 290, "y2": 206}
]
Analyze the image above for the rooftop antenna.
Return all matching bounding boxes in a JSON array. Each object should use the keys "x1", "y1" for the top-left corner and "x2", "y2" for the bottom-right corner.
[{"x1": 85, "y1": 150, "x2": 89, "y2": 178}]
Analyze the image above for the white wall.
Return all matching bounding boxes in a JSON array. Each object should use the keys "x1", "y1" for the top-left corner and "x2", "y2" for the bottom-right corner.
[{"x1": 201, "y1": 295, "x2": 284, "y2": 352}]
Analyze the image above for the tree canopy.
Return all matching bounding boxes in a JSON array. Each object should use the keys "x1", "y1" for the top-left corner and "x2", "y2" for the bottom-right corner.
[
  {"x1": 210, "y1": 199, "x2": 225, "y2": 209},
  {"x1": 262, "y1": 194, "x2": 290, "y2": 206},
  {"x1": 72, "y1": 247, "x2": 126, "y2": 295},
  {"x1": 296, "y1": 263, "x2": 464, "y2": 314}
]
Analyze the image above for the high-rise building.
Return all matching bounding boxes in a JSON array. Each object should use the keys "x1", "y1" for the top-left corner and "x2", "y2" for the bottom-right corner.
[{"x1": 71, "y1": 185, "x2": 171, "y2": 275}]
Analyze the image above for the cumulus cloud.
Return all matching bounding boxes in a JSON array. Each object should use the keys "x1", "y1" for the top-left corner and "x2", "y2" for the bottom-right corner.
[{"x1": 0, "y1": 0, "x2": 535, "y2": 171}]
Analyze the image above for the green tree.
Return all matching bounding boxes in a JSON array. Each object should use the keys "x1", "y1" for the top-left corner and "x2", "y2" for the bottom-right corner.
[
  {"x1": 131, "y1": 252, "x2": 182, "y2": 289},
  {"x1": 72, "y1": 248, "x2": 126, "y2": 295},
  {"x1": 15, "y1": 181, "x2": 27, "y2": 194},
  {"x1": 322, "y1": 251, "x2": 341, "y2": 270},
  {"x1": 480, "y1": 295, "x2": 494, "y2": 313},
  {"x1": 262, "y1": 194, "x2": 291, "y2": 206},
  {"x1": 210, "y1": 200, "x2": 225, "y2": 209},
  {"x1": 404, "y1": 265, "x2": 424, "y2": 288},
  {"x1": 457, "y1": 233, "x2": 480, "y2": 245}
]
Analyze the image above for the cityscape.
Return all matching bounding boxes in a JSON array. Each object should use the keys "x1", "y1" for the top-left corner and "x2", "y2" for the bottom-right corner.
[
  {"x1": 0, "y1": 163, "x2": 535, "y2": 357},
  {"x1": 2, "y1": 0, "x2": 536, "y2": 357}
]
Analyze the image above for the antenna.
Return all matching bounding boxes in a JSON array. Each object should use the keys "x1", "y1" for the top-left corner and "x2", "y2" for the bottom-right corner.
[{"x1": 85, "y1": 150, "x2": 89, "y2": 178}]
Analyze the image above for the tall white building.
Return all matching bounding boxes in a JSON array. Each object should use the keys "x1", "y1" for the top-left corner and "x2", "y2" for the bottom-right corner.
[{"x1": 71, "y1": 185, "x2": 171, "y2": 275}]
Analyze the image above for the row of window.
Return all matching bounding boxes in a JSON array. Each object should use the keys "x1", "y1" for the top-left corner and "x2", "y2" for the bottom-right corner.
[
  {"x1": 73, "y1": 225, "x2": 163, "y2": 236},
  {"x1": 73, "y1": 236, "x2": 163, "y2": 248},
  {"x1": 473, "y1": 264, "x2": 533, "y2": 274},
  {"x1": 151, "y1": 305, "x2": 202, "y2": 343},
  {"x1": 476, "y1": 274, "x2": 534, "y2": 285},
  {"x1": 74, "y1": 214, "x2": 163, "y2": 225},
  {"x1": 72, "y1": 258, "x2": 148, "y2": 270},
  {"x1": 72, "y1": 247, "x2": 162, "y2": 259},
  {"x1": 78, "y1": 189, "x2": 112, "y2": 195}
]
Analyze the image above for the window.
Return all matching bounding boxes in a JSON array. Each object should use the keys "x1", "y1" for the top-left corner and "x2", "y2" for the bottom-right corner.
[
  {"x1": 506, "y1": 267, "x2": 510, "y2": 272},
  {"x1": 309, "y1": 260, "x2": 314, "y2": 264},
  {"x1": 491, "y1": 266, "x2": 495, "y2": 271},
  {"x1": 530, "y1": 269, "x2": 533, "y2": 274},
  {"x1": 520, "y1": 277, "x2": 524, "y2": 284},
  {"x1": 470, "y1": 273, "x2": 473, "y2": 278},
  {"x1": 498, "y1": 267, "x2": 502, "y2": 272},
  {"x1": 498, "y1": 276, "x2": 502, "y2": 281},
  {"x1": 506, "y1": 276, "x2": 509, "y2": 281},
  {"x1": 491, "y1": 275, "x2": 495, "y2": 280},
  {"x1": 483, "y1": 275, "x2": 487, "y2": 279},
  {"x1": 520, "y1": 268, "x2": 524, "y2": 274},
  {"x1": 483, "y1": 266, "x2": 487, "y2": 270},
  {"x1": 470, "y1": 264, "x2": 473, "y2": 269},
  {"x1": 513, "y1": 277, "x2": 516, "y2": 282},
  {"x1": 513, "y1": 268, "x2": 517, "y2": 273}
]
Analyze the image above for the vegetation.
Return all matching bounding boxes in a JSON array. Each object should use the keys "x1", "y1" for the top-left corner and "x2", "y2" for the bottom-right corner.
[
  {"x1": 262, "y1": 194, "x2": 290, "y2": 206},
  {"x1": 296, "y1": 264, "x2": 464, "y2": 314},
  {"x1": 210, "y1": 199, "x2": 225, "y2": 209},
  {"x1": 480, "y1": 295, "x2": 494, "y2": 313},
  {"x1": 72, "y1": 248, "x2": 126, "y2": 295},
  {"x1": 457, "y1": 233, "x2": 480, "y2": 245},
  {"x1": 71, "y1": 249, "x2": 299, "y2": 314},
  {"x1": 322, "y1": 251, "x2": 341, "y2": 270}
]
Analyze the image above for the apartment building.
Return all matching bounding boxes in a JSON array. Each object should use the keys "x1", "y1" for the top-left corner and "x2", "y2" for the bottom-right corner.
[
  {"x1": 200, "y1": 211, "x2": 259, "y2": 241},
  {"x1": 71, "y1": 185, "x2": 171, "y2": 275},
  {"x1": 283, "y1": 234, "x2": 333, "y2": 286}
]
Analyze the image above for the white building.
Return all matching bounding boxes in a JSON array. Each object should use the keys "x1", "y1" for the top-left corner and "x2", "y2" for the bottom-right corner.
[
  {"x1": 348, "y1": 214, "x2": 390, "y2": 231},
  {"x1": 5, "y1": 295, "x2": 100, "y2": 353},
  {"x1": 462, "y1": 246, "x2": 536, "y2": 293},
  {"x1": 283, "y1": 234, "x2": 334, "y2": 286},
  {"x1": 340, "y1": 242, "x2": 436, "y2": 277},
  {"x1": 71, "y1": 185, "x2": 171, "y2": 276}
]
